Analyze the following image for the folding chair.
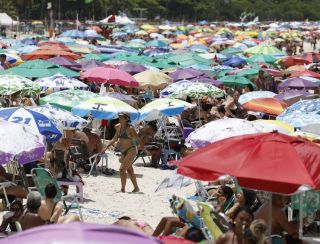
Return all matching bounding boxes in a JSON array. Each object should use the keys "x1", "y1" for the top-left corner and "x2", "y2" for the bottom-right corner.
[
  {"x1": 31, "y1": 168, "x2": 83, "y2": 220},
  {"x1": 87, "y1": 152, "x2": 111, "y2": 176},
  {"x1": 194, "y1": 181, "x2": 218, "y2": 203}
]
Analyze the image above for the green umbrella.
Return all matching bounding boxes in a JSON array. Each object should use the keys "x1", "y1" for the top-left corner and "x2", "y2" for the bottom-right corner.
[
  {"x1": 247, "y1": 54, "x2": 277, "y2": 64},
  {"x1": 0, "y1": 73, "x2": 41, "y2": 96},
  {"x1": 39, "y1": 90, "x2": 99, "y2": 111},
  {"x1": 220, "y1": 47, "x2": 243, "y2": 55},
  {"x1": 0, "y1": 59, "x2": 79, "y2": 79},
  {"x1": 81, "y1": 53, "x2": 110, "y2": 62},
  {"x1": 237, "y1": 66, "x2": 261, "y2": 77},
  {"x1": 219, "y1": 75, "x2": 257, "y2": 89},
  {"x1": 244, "y1": 44, "x2": 286, "y2": 55},
  {"x1": 168, "y1": 53, "x2": 214, "y2": 67}
]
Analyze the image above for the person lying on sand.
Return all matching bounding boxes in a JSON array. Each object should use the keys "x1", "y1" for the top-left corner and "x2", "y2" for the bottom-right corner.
[{"x1": 113, "y1": 216, "x2": 154, "y2": 235}]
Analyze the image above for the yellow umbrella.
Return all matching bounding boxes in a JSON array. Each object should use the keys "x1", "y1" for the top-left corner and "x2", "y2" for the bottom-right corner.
[
  {"x1": 135, "y1": 30, "x2": 148, "y2": 36},
  {"x1": 140, "y1": 24, "x2": 156, "y2": 31},
  {"x1": 254, "y1": 120, "x2": 294, "y2": 135},
  {"x1": 133, "y1": 70, "x2": 172, "y2": 90}
]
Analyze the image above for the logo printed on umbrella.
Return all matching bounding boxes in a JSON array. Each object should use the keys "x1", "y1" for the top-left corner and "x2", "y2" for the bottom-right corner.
[{"x1": 37, "y1": 120, "x2": 52, "y2": 127}]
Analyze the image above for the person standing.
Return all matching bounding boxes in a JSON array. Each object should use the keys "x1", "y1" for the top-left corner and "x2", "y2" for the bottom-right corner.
[{"x1": 106, "y1": 112, "x2": 144, "y2": 193}]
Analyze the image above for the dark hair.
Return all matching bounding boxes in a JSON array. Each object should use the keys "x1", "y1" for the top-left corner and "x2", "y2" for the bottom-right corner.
[
  {"x1": 45, "y1": 183, "x2": 57, "y2": 199},
  {"x1": 184, "y1": 227, "x2": 206, "y2": 242},
  {"x1": 220, "y1": 185, "x2": 234, "y2": 201},
  {"x1": 233, "y1": 206, "x2": 254, "y2": 221},
  {"x1": 186, "y1": 96, "x2": 192, "y2": 103},
  {"x1": 118, "y1": 216, "x2": 131, "y2": 220},
  {"x1": 242, "y1": 189, "x2": 257, "y2": 208},
  {"x1": 11, "y1": 200, "x2": 23, "y2": 211},
  {"x1": 245, "y1": 83, "x2": 254, "y2": 92},
  {"x1": 147, "y1": 121, "x2": 158, "y2": 132},
  {"x1": 0, "y1": 54, "x2": 6, "y2": 59}
]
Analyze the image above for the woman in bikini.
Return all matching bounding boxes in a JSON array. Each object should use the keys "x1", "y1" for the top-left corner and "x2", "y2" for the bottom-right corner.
[{"x1": 106, "y1": 112, "x2": 144, "y2": 193}]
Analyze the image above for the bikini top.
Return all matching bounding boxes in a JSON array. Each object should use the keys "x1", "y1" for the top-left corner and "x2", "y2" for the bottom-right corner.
[{"x1": 119, "y1": 127, "x2": 130, "y2": 139}]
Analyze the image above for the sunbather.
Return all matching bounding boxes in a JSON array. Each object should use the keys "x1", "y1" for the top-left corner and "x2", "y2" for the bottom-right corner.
[
  {"x1": 106, "y1": 112, "x2": 144, "y2": 193},
  {"x1": 0, "y1": 165, "x2": 27, "y2": 199},
  {"x1": 0, "y1": 200, "x2": 23, "y2": 233},
  {"x1": 38, "y1": 183, "x2": 80, "y2": 224},
  {"x1": 20, "y1": 191, "x2": 45, "y2": 230},
  {"x1": 113, "y1": 216, "x2": 154, "y2": 236}
]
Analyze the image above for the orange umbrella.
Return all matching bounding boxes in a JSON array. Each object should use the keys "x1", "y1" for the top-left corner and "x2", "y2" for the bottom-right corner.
[
  {"x1": 243, "y1": 97, "x2": 288, "y2": 116},
  {"x1": 286, "y1": 65, "x2": 307, "y2": 72},
  {"x1": 22, "y1": 49, "x2": 81, "y2": 61},
  {"x1": 38, "y1": 43, "x2": 72, "y2": 53}
]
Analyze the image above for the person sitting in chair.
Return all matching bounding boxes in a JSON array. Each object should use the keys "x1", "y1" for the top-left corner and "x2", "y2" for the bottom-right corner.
[{"x1": 20, "y1": 191, "x2": 45, "y2": 230}]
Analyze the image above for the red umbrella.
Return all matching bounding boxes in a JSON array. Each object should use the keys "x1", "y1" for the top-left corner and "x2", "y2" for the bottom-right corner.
[
  {"x1": 243, "y1": 97, "x2": 288, "y2": 116},
  {"x1": 80, "y1": 67, "x2": 139, "y2": 87},
  {"x1": 177, "y1": 132, "x2": 320, "y2": 194},
  {"x1": 21, "y1": 49, "x2": 81, "y2": 60},
  {"x1": 300, "y1": 52, "x2": 320, "y2": 63},
  {"x1": 281, "y1": 56, "x2": 310, "y2": 68},
  {"x1": 290, "y1": 70, "x2": 320, "y2": 79}
]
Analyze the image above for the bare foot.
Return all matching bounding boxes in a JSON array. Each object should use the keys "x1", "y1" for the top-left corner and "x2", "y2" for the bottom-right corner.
[
  {"x1": 120, "y1": 189, "x2": 125, "y2": 193},
  {"x1": 132, "y1": 188, "x2": 140, "y2": 193}
]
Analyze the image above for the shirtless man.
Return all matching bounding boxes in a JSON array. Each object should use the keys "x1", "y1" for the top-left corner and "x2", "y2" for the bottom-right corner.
[{"x1": 255, "y1": 194, "x2": 299, "y2": 238}]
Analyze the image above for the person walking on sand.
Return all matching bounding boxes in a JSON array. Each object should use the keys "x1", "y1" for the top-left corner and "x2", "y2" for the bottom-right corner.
[{"x1": 106, "y1": 112, "x2": 144, "y2": 193}]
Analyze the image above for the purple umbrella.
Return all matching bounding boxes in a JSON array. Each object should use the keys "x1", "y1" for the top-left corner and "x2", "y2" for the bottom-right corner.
[
  {"x1": 118, "y1": 62, "x2": 147, "y2": 75},
  {"x1": 278, "y1": 77, "x2": 319, "y2": 90},
  {"x1": 48, "y1": 57, "x2": 82, "y2": 71},
  {"x1": 169, "y1": 68, "x2": 205, "y2": 81},
  {"x1": 3, "y1": 223, "x2": 161, "y2": 244},
  {"x1": 190, "y1": 77, "x2": 223, "y2": 87},
  {"x1": 275, "y1": 90, "x2": 316, "y2": 105},
  {"x1": 79, "y1": 60, "x2": 107, "y2": 71}
]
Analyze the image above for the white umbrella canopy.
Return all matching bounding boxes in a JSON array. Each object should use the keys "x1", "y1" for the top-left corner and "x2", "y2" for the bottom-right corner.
[{"x1": 186, "y1": 118, "x2": 263, "y2": 148}]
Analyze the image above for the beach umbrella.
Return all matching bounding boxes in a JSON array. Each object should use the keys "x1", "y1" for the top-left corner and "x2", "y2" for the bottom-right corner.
[
  {"x1": 143, "y1": 48, "x2": 167, "y2": 57},
  {"x1": 78, "y1": 60, "x2": 107, "y2": 71},
  {"x1": 103, "y1": 92, "x2": 136, "y2": 105},
  {"x1": 155, "y1": 169, "x2": 193, "y2": 192},
  {"x1": 219, "y1": 75, "x2": 256, "y2": 89},
  {"x1": 72, "y1": 97, "x2": 139, "y2": 121},
  {"x1": 60, "y1": 29, "x2": 87, "y2": 39},
  {"x1": 0, "y1": 59, "x2": 79, "y2": 78},
  {"x1": 66, "y1": 43, "x2": 98, "y2": 54},
  {"x1": 274, "y1": 90, "x2": 314, "y2": 105},
  {"x1": 247, "y1": 54, "x2": 277, "y2": 64},
  {"x1": 278, "y1": 77, "x2": 319, "y2": 90},
  {"x1": 0, "y1": 120, "x2": 45, "y2": 164},
  {"x1": 166, "y1": 80, "x2": 225, "y2": 99},
  {"x1": 118, "y1": 63, "x2": 147, "y2": 75},
  {"x1": 3, "y1": 223, "x2": 160, "y2": 244},
  {"x1": 186, "y1": 118, "x2": 262, "y2": 149},
  {"x1": 286, "y1": 65, "x2": 307, "y2": 72},
  {"x1": 243, "y1": 97, "x2": 288, "y2": 116},
  {"x1": 290, "y1": 70, "x2": 320, "y2": 79},
  {"x1": 239, "y1": 91, "x2": 277, "y2": 105},
  {"x1": 169, "y1": 68, "x2": 205, "y2": 81},
  {"x1": 224, "y1": 56, "x2": 247, "y2": 67},
  {"x1": 280, "y1": 56, "x2": 310, "y2": 68},
  {"x1": 146, "y1": 40, "x2": 168, "y2": 48},
  {"x1": 81, "y1": 67, "x2": 138, "y2": 87},
  {"x1": 220, "y1": 47, "x2": 242, "y2": 56},
  {"x1": 133, "y1": 70, "x2": 172, "y2": 89},
  {"x1": 32, "y1": 104, "x2": 88, "y2": 131},
  {"x1": 253, "y1": 120, "x2": 294, "y2": 135},
  {"x1": 0, "y1": 107, "x2": 62, "y2": 142},
  {"x1": 178, "y1": 132, "x2": 320, "y2": 194},
  {"x1": 0, "y1": 74, "x2": 41, "y2": 96},
  {"x1": 139, "y1": 98, "x2": 194, "y2": 121},
  {"x1": 82, "y1": 53, "x2": 109, "y2": 62},
  {"x1": 244, "y1": 44, "x2": 286, "y2": 56},
  {"x1": 301, "y1": 124, "x2": 320, "y2": 136},
  {"x1": 277, "y1": 110, "x2": 320, "y2": 128},
  {"x1": 300, "y1": 52, "x2": 320, "y2": 63},
  {"x1": 34, "y1": 73, "x2": 88, "y2": 92},
  {"x1": 281, "y1": 98, "x2": 320, "y2": 114},
  {"x1": 21, "y1": 49, "x2": 81, "y2": 61},
  {"x1": 190, "y1": 77, "x2": 223, "y2": 87},
  {"x1": 48, "y1": 57, "x2": 82, "y2": 71},
  {"x1": 40, "y1": 90, "x2": 98, "y2": 111}
]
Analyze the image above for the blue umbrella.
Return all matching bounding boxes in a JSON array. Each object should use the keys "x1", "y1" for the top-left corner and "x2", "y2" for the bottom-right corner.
[
  {"x1": 0, "y1": 107, "x2": 62, "y2": 142},
  {"x1": 224, "y1": 56, "x2": 247, "y2": 67},
  {"x1": 282, "y1": 98, "x2": 320, "y2": 114},
  {"x1": 143, "y1": 48, "x2": 167, "y2": 56},
  {"x1": 146, "y1": 40, "x2": 168, "y2": 48},
  {"x1": 277, "y1": 110, "x2": 320, "y2": 128},
  {"x1": 60, "y1": 29, "x2": 87, "y2": 39}
]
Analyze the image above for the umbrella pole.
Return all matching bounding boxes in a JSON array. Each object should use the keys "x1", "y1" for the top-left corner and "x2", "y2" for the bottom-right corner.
[
  {"x1": 298, "y1": 193, "x2": 303, "y2": 239},
  {"x1": 103, "y1": 126, "x2": 106, "y2": 144},
  {"x1": 268, "y1": 192, "x2": 273, "y2": 240}
]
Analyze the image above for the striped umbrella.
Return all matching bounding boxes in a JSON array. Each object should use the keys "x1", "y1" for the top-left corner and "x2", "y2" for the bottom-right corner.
[
  {"x1": 139, "y1": 98, "x2": 194, "y2": 121},
  {"x1": 40, "y1": 90, "x2": 98, "y2": 111},
  {"x1": 72, "y1": 97, "x2": 139, "y2": 121},
  {"x1": 243, "y1": 97, "x2": 288, "y2": 116}
]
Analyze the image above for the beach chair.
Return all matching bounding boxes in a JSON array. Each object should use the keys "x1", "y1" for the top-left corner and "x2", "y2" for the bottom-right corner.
[
  {"x1": 87, "y1": 152, "x2": 110, "y2": 176},
  {"x1": 69, "y1": 139, "x2": 89, "y2": 168},
  {"x1": 194, "y1": 181, "x2": 218, "y2": 203},
  {"x1": 198, "y1": 202, "x2": 231, "y2": 241},
  {"x1": 31, "y1": 168, "x2": 83, "y2": 221}
]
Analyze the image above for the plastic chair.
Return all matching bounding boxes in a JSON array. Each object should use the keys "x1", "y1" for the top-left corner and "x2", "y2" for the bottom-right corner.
[
  {"x1": 31, "y1": 168, "x2": 83, "y2": 220},
  {"x1": 87, "y1": 152, "x2": 109, "y2": 176},
  {"x1": 198, "y1": 202, "x2": 231, "y2": 241}
]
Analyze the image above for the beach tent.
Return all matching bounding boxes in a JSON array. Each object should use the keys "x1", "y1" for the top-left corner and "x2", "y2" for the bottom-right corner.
[
  {"x1": 0, "y1": 13, "x2": 17, "y2": 26},
  {"x1": 100, "y1": 15, "x2": 134, "y2": 25}
]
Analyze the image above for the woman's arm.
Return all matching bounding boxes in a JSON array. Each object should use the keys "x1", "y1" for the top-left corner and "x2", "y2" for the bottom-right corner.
[
  {"x1": 224, "y1": 100, "x2": 236, "y2": 118},
  {"x1": 106, "y1": 126, "x2": 119, "y2": 149},
  {"x1": 50, "y1": 203, "x2": 63, "y2": 223}
]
